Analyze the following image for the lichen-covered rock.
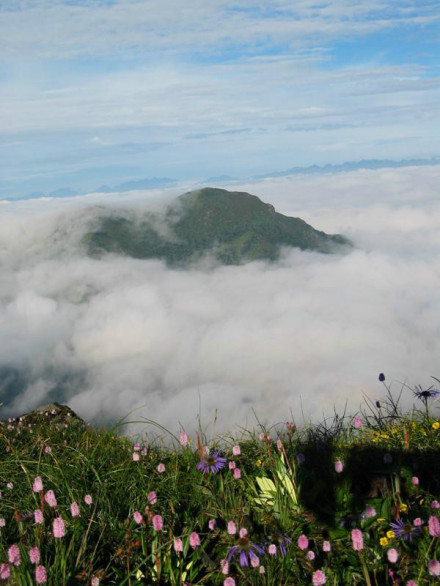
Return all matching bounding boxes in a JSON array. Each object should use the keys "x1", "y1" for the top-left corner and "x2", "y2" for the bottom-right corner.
[{"x1": 1, "y1": 402, "x2": 86, "y2": 429}]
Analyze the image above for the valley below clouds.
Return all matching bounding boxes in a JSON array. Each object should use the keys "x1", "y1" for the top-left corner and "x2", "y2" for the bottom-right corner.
[{"x1": 1, "y1": 165, "x2": 439, "y2": 437}]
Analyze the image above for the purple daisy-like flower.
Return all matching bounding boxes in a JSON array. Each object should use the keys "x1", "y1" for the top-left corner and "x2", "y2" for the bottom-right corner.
[
  {"x1": 413, "y1": 384, "x2": 440, "y2": 403},
  {"x1": 227, "y1": 535, "x2": 265, "y2": 567},
  {"x1": 389, "y1": 519, "x2": 422, "y2": 542},
  {"x1": 197, "y1": 451, "x2": 227, "y2": 474},
  {"x1": 265, "y1": 533, "x2": 291, "y2": 557}
]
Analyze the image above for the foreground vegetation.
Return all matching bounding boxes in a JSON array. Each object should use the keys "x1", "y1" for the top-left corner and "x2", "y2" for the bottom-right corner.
[{"x1": 0, "y1": 375, "x2": 439, "y2": 585}]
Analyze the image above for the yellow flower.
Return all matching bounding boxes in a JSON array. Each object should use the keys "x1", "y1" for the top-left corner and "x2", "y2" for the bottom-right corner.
[
  {"x1": 400, "y1": 503, "x2": 408, "y2": 512},
  {"x1": 432, "y1": 422, "x2": 440, "y2": 430},
  {"x1": 391, "y1": 428, "x2": 397, "y2": 434},
  {"x1": 256, "y1": 459, "x2": 263, "y2": 467},
  {"x1": 412, "y1": 421, "x2": 417, "y2": 429},
  {"x1": 377, "y1": 518, "x2": 386, "y2": 523},
  {"x1": 386, "y1": 530, "x2": 395, "y2": 539},
  {"x1": 381, "y1": 433, "x2": 389, "y2": 439},
  {"x1": 380, "y1": 537, "x2": 388, "y2": 546}
]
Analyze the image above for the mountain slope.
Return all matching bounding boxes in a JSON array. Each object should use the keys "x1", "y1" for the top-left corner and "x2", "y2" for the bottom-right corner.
[{"x1": 84, "y1": 187, "x2": 351, "y2": 265}]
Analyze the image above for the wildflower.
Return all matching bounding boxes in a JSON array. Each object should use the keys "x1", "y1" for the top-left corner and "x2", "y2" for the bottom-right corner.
[
  {"x1": 433, "y1": 422, "x2": 440, "y2": 430},
  {"x1": 173, "y1": 538, "x2": 183, "y2": 552},
  {"x1": 8, "y1": 544, "x2": 21, "y2": 566},
  {"x1": 197, "y1": 451, "x2": 227, "y2": 474},
  {"x1": 406, "y1": 581, "x2": 417, "y2": 586},
  {"x1": 387, "y1": 548, "x2": 399, "y2": 563},
  {"x1": 233, "y1": 468, "x2": 241, "y2": 479},
  {"x1": 179, "y1": 431, "x2": 188, "y2": 447},
  {"x1": 389, "y1": 519, "x2": 421, "y2": 541},
  {"x1": 91, "y1": 577, "x2": 100, "y2": 586},
  {"x1": 133, "y1": 442, "x2": 140, "y2": 451},
  {"x1": 229, "y1": 461, "x2": 236, "y2": 469},
  {"x1": 33, "y1": 476, "x2": 44, "y2": 493},
  {"x1": 380, "y1": 537, "x2": 388, "y2": 546},
  {"x1": 432, "y1": 500, "x2": 440, "y2": 509},
  {"x1": 354, "y1": 417, "x2": 362, "y2": 429},
  {"x1": 0, "y1": 564, "x2": 10, "y2": 580},
  {"x1": 6, "y1": 482, "x2": 13, "y2": 490},
  {"x1": 428, "y1": 515, "x2": 440, "y2": 537},
  {"x1": 190, "y1": 532, "x2": 200, "y2": 549},
  {"x1": 260, "y1": 565, "x2": 266, "y2": 574},
  {"x1": 140, "y1": 447, "x2": 147, "y2": 456},
  {"x1": 334, "y1": 460, "x2": 344, "y2": 473},
  {"x1": 35, "y1": 565, "x2": 47, "y2": 584},
  {"x1": 379, "y1": 373, "x2": 385, "y2": 381},
  {"x1": 84, "y1": 494, "x2": 92, "y2": 505},
  {"x1": 364, "y1": 506, "x2": 377, "y2": 518},
  {"x1": 298, "y1": 534, "x2": 309, "y2": 550},
  {"x1": 232, "y1": 445, "x2": 241, "y2": 456},
  {"x1": 239, "y1": 528, "x2": 248, "y2": 538},
  {"x1": 413, "y1": 385, "x2": 440, "y2": 403},
  {"x1": 268, "y1": 544, "x2": 277, "y2": 556},
  {"x1": 34, "y1": 509, "x2": 44, "y2": 524},
  {"x1": 224, "y1": 578, "x2": 235, "y2": 586},
  {"x1": 386, "y1": 530, "x2": 395, "y2": 539},
  {"x1": 323, "y1": 540, "x2": 331, "y2": 552},
  {"x1": 312, "y1": 570, "x2": 327, "y2": 586},
  {"x1": 53, "y1": 517, "x2": 66, "y2": 538},
  {"x1": 208, "y1": 519, "x2": 216, "y2": 530},
  {"x1": 413, "y1": 518, "x2": 423, "y2": 527},
  {"x1": 412, "y1": 476, "x2": 419, "y2": 485},
  {"x1": 133, "y1": 511, "x2": 143, "y2": 524},
  {"x1": 44, "y1": 446, "x2": 51, "y2": 454},
  {"x1": 428, "y1": 559, "x2": 440, "y2": 576},
  {"x1": 400, "y1": 503, "x2": 408, "y2": 512},
  {"x1": 250, "y1": 554, "x2": 260, "y2": 567},
  {"x1": 220, "y1": 559, "x2": 229, "y2": 574},
  {"x1": 70, "y1": 502, "x2": 80, "y2": 517},
  {"x1": 0, "y1": 518, "x2": 5, "y2": 527},
  {"x1": 307, "y1": 550, "x2": 315, "y2": 560},
  {"x1": 227, "y1": 521, "x2": 237, "y2": 535},
  {"x1": 351, "y1": 529, "x2": 364, "y2": 551},
  {"x1": 132, "y1": 452, "x2": 140, "y2": 462},
  {"x1": 148, "y1": 491, "x2": 157, "y2": 505},
  {"x1": 157, "y1": 463, "x2": 166, "y2": 473},
  {"x1": 152, "y1": 515, "x2": 163, "y2": 531},
  {"x1": 29, "y1": 547, "x2": 40, "y2": 564},
  {"x1": 227, "y1": 534, "x2": 264, "y2": 567}
]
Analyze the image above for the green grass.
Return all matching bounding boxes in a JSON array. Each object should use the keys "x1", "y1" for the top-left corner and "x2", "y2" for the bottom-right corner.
[{"x1": 0, "y1": 381, "x2": 439, "y2": 585}]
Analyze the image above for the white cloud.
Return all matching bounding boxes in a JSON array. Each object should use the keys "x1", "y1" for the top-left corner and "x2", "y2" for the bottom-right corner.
[{"x1": 1, "y1": 166, "x2": 439, "y2": 436}]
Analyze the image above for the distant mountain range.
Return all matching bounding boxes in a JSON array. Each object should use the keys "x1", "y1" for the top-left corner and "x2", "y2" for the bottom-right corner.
[{"x1": 84, "y1": 187, "x2": 351, "y2": 265}]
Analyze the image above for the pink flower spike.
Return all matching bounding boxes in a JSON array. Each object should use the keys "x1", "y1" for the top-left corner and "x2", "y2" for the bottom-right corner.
[
  {"x1": 297, "y1": 534, "x2": 309, "y2": 550},
  {"x1": 133, "y1": 511, "x2": 143, "y2": 525},
  {"x1": 29, "y1": 546, "x2": 40, "y2": 565},
  {"x1": 307, "y1": 550, "x2": 315, "y2": 560},
  {"x1": 431, "y1": 500, "x2": 440, "y2": 509},
  {"x1": 228, "y1": 461, "x2": 236, "y2": 470},
  {"x1": 44, "y1": 446, "x2": 51, "y2": 454},
  {"x1": 148, "y1": 491, "x2": 157, "y2": 505},
  {"x1": 387, "y1": 548, "x2": 399, "y2": 563},
  {"x1": 35, "y1": 565, "x2": 47, "y2": 584},
  {"x1": 354, "y1": 417, "x2": 362, "y2": 429},
  {"x1": 8, "y1": 544, "x2": 21, "y2": 566},
  {"x1": 312, "y1": 570, "x2": 327, "y2": 585},
  {"x1": 132, "y1": 452, "x2": 140, "y2": 462},
  {"x1": 152, "y1": 515, "x2": 163, "y2": 531},
  {"x1": 412, "y1": 476, "x2": 419, "y2": 485},
  {"x1": 233, "y1": 468, "x2": 241, "y2": 479},
  {"x1": 0, "y1": 563, "x2": 10, "y2": 580},
  {"x1": 33, "y1": 476, "x2": 43, "y2": 493},
  {"x1": 428, "y1": 559, "x2": 440, "y2": 576},
  {"x1": 34, "y1": 509, "x2": 44, "y2": 524},
  {"x1": 133, "y1": 442, "x2": 140, "y2": 451},
  {"x1": 223, "y1": 578, "x2": 235, "y2": 586},
  {"x1": 323, "y1": 540, "x2": 331, "y2": 552},
  {"x1": 189, "y1": 531, "x2": 200, "y2": 549},
  {"x1": 268, "y1": 544, "x2": 277, "y2": 556},
  {"x1": 70, "y1": 502, "x2": 80, "y2": 517},
  {"x1": 91, "y1": 577, "x2": 100, "y2": 586},
  {"x1": 227, "y1": 521, "x2": 237, "y2": 535},
  {"x1": 334, "y1": 460, "x2": 344, "y2": 473},
  {"x1": 351, "y1": 529, "x2": 364, "y2": 551},
  {"x1": 157, "y1": 463, "x2": 165, "y2": 473},
  {"x1": 173, "y1": 538, "x2": 183, "y2": 552},
  {"x1": 232, "y1": 445, "x2": 241, "y2": 456},
  {"x1": 406, "y1": 581, "x2": 418, "y2": 586},
  {"x1": 428, "y1": 515, "x2": 440, "y2": 537},
  {"x1": 220, "y1": 559, "x2": 229, "y2": 575},
  {"x1": 53, "y1": 517, "x2": 66, "y2": 538},
  {"x1": 259, "y1": 565, "x2": 266, "y2": 574},
  {"x1": 179, "y1": 431, "x2": 188, "y2": 447},
  {"x1": 84, "y1": 494, "x2": 92, "y2": 505},
  {"x1": 44, "y1": 490, "x2": 57, "y2": 507}
]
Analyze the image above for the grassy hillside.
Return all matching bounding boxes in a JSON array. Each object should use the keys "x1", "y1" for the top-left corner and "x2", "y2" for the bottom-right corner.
[
  {"x1": 0, "y1": 378, "x2": 439, "y2": 584},
  {"x1": 84, "y1": 188, "x2": 351, "y2": 265}
]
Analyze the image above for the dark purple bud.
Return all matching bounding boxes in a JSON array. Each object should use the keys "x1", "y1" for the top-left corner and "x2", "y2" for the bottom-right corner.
[{"x1": 378, "y1": 373, "x2": 385, "y2": 382}]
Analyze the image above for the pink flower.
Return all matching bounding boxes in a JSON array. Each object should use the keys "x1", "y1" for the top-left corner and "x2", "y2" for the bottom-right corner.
[
  {"x1": 223, "y1": 578, "x2": 235, "y2": 586},
  {"x1": 70, "y1": 502, "x2": 80, "y2": 517},
  {"x1": 179, "y1": 431, "x2": 188, "y2": 447},
  {"x1": 297, "y1": 534, "x2": 309, "y2": 550},
  {"x1": 44, "y1": 446, "x2": 51, "y2": 454},
  {"x1": 35, "y1": 565, "x2": 47, "y2": 584},
  {"x1": 412, "y1": 476, "x2": 419, "y2": 485},
  {"x1": 208, "y1": 519, "x2": 216, "y2": 530},
  {"x1": 307, "y1": 550, "x2": 315, "y2": 560},
  {"x1": 152, "y1": 515, "x2": 163, "y2": 531},
  {"x1": 133, "y1": 442, "x2": 140, "y2": 451},
  {"x1": 232, "y1": 445, "x2": 241, "y2": 456},
  {"x1": 413, "y1": 517, "x2": 423, "y2": 527},
  {"x1": 406, "y1": 581, "x2": 418, "y2": 586},
  {"x1": 354, "y1": 417, "x2": 362, "y2": 429},
  {"x1": 220, "y1": 559, "x2": 229, "y2": 574},
  {"x1": 233, "y1": 468, "x2": 241, "y2": 479},
  {"x1": 33, "y1": 476, "x2": 44, "y2": 493},
  {"x1": 387, "y1": 548, "x2": 399, "y2": 563},
  {"x1": 229, "y1": 461, "x2": 236, "y2": 469},
  {"x1": 312, "y1": 570, "x2": 327, "y2": 585},
  {"x1": 140, "y1": 447, "x2": 147, "y2": 456},
  {"x1": 431, "y1": 500, "x2": 440, "y2": 509},
  {"x1": 428, "y1": 515, "x2": 440, "y2": 537},
  {"x1": 133, "y1": 511, "x2": 143, "y2": 524},
  {"x1": 239, "y1": 527, "x2": 248, "y2": 538},
  {"x1": 44, "y1": 489, "x2": 57, "y2": 507},
  {"x1": 364, "y1": 506, "x2": 377, "y2": 518},
  {"x1": 428, "y1": 559, "x2": 440, "y2": 576},
  {"x1": 268, "y1": 544, "x2": 277, "y2": 556},
  {"x1": 351, "y1": 529, "x2": 364, "y2": 551},
  {"x1": 91, "y1": 577, "x2": 100, "y2": 586},
  {"x1": 227, "y1": 521, "x2": 237, "y2": 535},
  {"x1": 84, "y1": 494, "x2": 92, "y2": 505},
  {"x1": 174, "y1": 538, "x2": 183, "y2": 552},
  {"x1": 157, "y1": 463, "x2": 165, "y2": 473},
  {"x1": 259, "y1": 565, "x2": 266, "y2": 574},
  {"x1": 0, "y1": 518, "x2": 5, "y2": 527},
  {"x1": 148, "y1": 491, "x2": 157, "y2": 504},
  {"x1": 8, "y1": 544, "x2": 21, "y2": 566},
  {"x1": 53, "y1": 517, "x2": 66, "y2": 538},
  {"x1": 189, "y1": 531, "x2": 200, "y2": 548},
  {"x1": 323, "y1": 540, "x2": 331, "y2": 552},
  {"x1": 0, "y1": 563, "x2": 10, "y2": 580},
  {"x1": 251, "y1": 554, "x2": 259, "y2": 567},
  {"x1": 334, "y1": 460, "x2": 344, "y2": 473},
  {"x1": 34, "y1": 509, "x2": 44, "y2": 524},
  {"x1": 29, "y1": 546, "x2": 40, "y2": 564},
  {"x1": 132, "y1": 453, "x2": 140, "y2": 462}
]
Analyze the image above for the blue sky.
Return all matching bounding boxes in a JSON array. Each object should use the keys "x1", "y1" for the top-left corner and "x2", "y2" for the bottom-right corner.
[{"x1": 1, "y1": 0, "x2": 439, "y2": 199}]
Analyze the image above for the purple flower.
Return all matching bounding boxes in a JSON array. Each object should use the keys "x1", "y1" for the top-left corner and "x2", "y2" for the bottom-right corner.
[
  {"x1": 227, "y1": 535, "x2": 264, "y2": 567},
  {"x1": 428, "y1": 515, "x2": 440, "y2": 537},
  {"x1": 379, "y1": 373, "x2": 386, "y2": 382},
  {"x1": 312, "y1": 570, "x2": 327, "y2": 585},
  {"x1": 390, "y1": 519, "x2": 421, "y2": 542},
  {"x1": 428, "y1": 559, "x2": 440, "y2": 576},
  {"x1": 413, "y1": 385, "x2": 440, "y2": 403},
  {"x1": 197, "y1": 451, "x2": 227, "y2": 474}
]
